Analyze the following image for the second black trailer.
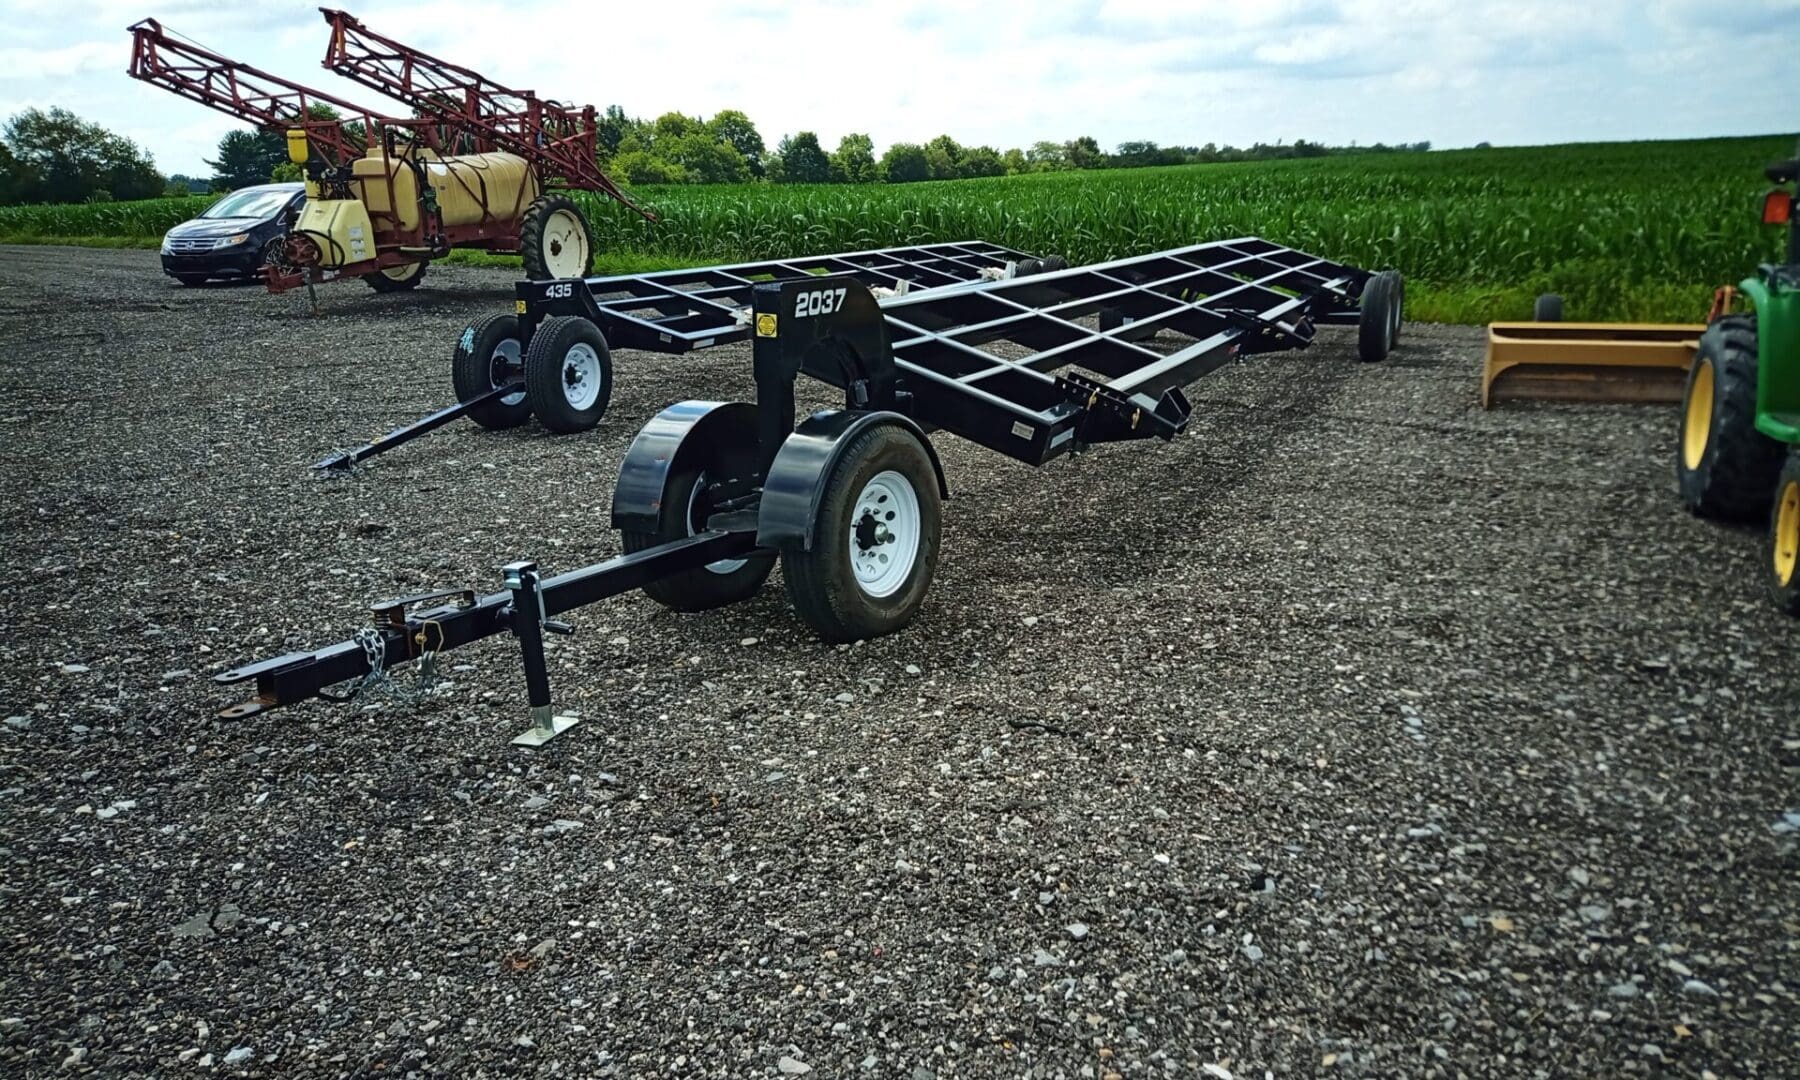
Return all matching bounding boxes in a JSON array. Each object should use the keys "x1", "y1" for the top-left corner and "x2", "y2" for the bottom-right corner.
[{"x1": 222, "y1": 238, "x2": 1401, "y2": 743}]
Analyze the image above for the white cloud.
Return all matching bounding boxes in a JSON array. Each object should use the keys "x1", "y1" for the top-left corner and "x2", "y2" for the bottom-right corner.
[{"x1": 0, "y1": 0, "x2": 1792, "y2": 176}]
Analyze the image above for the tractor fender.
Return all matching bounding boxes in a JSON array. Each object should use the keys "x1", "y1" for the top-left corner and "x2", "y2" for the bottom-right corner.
[
  {"x1": 756, "y1": 409, "x2": 948, "y2": 552},
  {"x1": 611, "y1": 400, "x2": 759, "y2": 533}
]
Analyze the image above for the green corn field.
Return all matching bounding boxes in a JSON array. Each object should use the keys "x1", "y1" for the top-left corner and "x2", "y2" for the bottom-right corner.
[{"x1": 2, "y1": 134, "x2": 1791, "y2": 322}]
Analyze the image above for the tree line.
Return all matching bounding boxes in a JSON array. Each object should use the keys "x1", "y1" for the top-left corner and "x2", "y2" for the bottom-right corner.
[{"x1": 0, "y1": 104, "x2": 1435, "y2": 206}]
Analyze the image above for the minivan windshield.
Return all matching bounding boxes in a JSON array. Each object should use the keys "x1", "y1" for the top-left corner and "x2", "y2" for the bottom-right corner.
[{"x1": 201, "y1": 188, "x2": 297, "y2": 220}]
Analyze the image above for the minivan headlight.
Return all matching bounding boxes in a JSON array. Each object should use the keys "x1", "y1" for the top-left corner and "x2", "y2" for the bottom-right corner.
[{"x1": 214, "y1": 232, "x2": 251, "y2": 249}]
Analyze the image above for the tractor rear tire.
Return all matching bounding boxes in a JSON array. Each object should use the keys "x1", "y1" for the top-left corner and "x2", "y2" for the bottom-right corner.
[
  {"x1": 364, "y1": 261, "x2": 427, "y2": 293},
  {"x1": 622, "y1": 465, "x2": 775, "y2": 612},
  {"x1": 451, "y1": 313, "x2": 531, "y2": 430},
  {"x1": 1534, "y1": 294, "x2": 1564, "y2": 322},
  {"x1": 520, "y1": 195, "x2": 594, "y2": 281},
  {"x1": 523, "y1": 315, "x2": 612, "y2": 434},
  {"x1": 782, "y1": 424, "x2": 941, "y2": 643},
  {"x1": 1357, "y1": 272, "x2": 1396, "y2": 363},
  {"x1": 1676, "y1": 314, "x2": 1785, "y2": 520},
  {"x1": 1769, "y1": 451, "x2": 1800, "y2": 616}
]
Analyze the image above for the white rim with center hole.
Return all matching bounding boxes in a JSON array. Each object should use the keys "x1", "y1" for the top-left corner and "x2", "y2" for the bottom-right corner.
[
  {"x1": 849, "y1": 470, "x2": 920, "y2": 598},
  {"x1": 687, "y1": 473, "x2": 747, "y2": 575},
  {"x1": 491, "y1": 338, "x2": 525, "y2": 406},
  {"x1": 561, "y1": 342, "x2": 602, "y2": 411},
  {"x1": 543, "y1": 209, "x2": 589, "y2": 278}
]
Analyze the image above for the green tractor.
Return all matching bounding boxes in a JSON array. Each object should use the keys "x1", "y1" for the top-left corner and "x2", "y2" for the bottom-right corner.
[{"x1": 1676, "y1": 139, "x2": 1800, "y2": 616}]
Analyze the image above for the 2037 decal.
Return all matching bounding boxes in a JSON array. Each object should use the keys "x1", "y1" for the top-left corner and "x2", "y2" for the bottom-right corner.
[{"x1": 793, "y1": 287, "x2": 848, "y2": 318}]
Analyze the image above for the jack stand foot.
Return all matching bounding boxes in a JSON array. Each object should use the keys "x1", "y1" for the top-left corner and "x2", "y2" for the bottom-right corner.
[{"x1": 512, "y1": 705, "x2": 579, "y2": 747}]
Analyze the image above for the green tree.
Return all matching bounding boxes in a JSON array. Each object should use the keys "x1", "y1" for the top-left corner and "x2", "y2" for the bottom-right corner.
[
  {"x1": 664, "y1": 132, "x2": 749, "y2": 184},
  {"x1": 611, "y1": 148, "x2": 685, "y2": 185},
  {"x1": 924, "y1": 134, "x2": 963, "y2": 180},
  {"x1": 775, "y1": 132, "x2": 831, "y2": 183},
  {"x1": 881, "y1": 142, "x2": 930, "y2": 184},
  {"x1": 708, "y1": 109, "x2": 766, "y2": 177},
  {"x1": 2, "y1": 107, "x2": 161, "y2": 204},
  {"x1": 0, "y1": 139, "x2": 27, "y2": 204},
  {"x1": 830, "y1": 133, "x2": 878, "y2": 184},
  {"x1": 958, "y1": 145, "x2": 1005, "y2": 178},
  {"x1": 1064, "y1": 135, "x2": 1103, "y2": 169},
  {"x1": 595, "y1": 105, "x2": 637, "y2": 162},
  {"x1": 1001, "y1": 147, "x2": 1026, "y2": 175},
  {"x1": 1026, "y1": 141, "x2": 1067, "y2": 171},
  {"x1": 208, "y1": 129, "x2": 288, "y2": 191}
]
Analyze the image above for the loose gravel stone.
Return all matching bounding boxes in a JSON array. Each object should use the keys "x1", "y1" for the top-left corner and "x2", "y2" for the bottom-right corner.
[{"x1": 1, "y1": 247, "x2": 1794, "y2": 1077}]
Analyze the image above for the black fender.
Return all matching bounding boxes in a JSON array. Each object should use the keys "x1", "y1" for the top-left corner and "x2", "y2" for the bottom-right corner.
[
  {"x1": 611, "y1": 400, "x2": 759, "y2": 532},
  {"x1": 755, "y1": 409, "x2": 948, "y2": 552}
]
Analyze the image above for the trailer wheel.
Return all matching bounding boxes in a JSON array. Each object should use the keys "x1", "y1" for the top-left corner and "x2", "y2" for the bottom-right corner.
[
  {"x1": 523, "y1": 315, "x2": 612, "y2": 433},
  {"x1": 1771, "y1": 451, "x2": 1800, "y2": 616},
  {"x1": 1357, "y1": 273, "x2": 1396, "y2": 363},
  {"x1": 783, "y1": 424, "x2": 941, "y2": 643},
  {"x1": 1677, "y1": 314, "x2": 1784, "y2": 520},
  {"x1": 451, "y1": 313, "x2": 531, "y2": 429},
  {"x1": 1385, "y1": 270, "x2": 1406, "y2": 345},
  {"x1": 1099, "y1": 307, "x2": 1125, "y2": 332},
  {"x1": 623, "y1": 467, "x2": 775, "y2": 612},
  {"x1": 364, "y1": 261, "x2": 427, "y2": 293},
  {"x1": 521, "y1": 195, "x2": 594, "y2": 281},
  {"x1": 1038, "y1": 255, "x2": 1068, "y2": 272},
  {"x1": 1534, "y1": 293, "x2": 1564, "y2": 322}
]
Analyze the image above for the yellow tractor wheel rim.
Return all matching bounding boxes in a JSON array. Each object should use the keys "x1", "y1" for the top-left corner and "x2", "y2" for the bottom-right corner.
[
  {"x1": 1682, "y1": 359, "x2": 1715, "y2": 471},
  {"x1": 1776, "y1": 480, "x2": 1800, "y2": 588}
]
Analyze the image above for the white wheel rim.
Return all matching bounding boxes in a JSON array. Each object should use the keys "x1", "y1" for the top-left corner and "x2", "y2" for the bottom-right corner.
[
  {"x1": 382, "y1": 262, "x2": 422, "y2": 281},
  {"x1": 686, "y1": 474, "x2": 747, "y2": 575},
  {"x1": 490, "y1": 338, "x2": 525, "y2": 406},
  {"x1": 561, "y1": 342, "x2": 602, "y2": 411},
  {"x1": 542, "y1": 209, "x2": 589, "y2": 278},
  {"x1": 849, "y1": 470, "x2": 921, "y2": 598}
]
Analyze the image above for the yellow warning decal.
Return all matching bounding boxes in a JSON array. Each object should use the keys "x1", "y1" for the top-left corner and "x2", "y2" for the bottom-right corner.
[
  {"x1": 515, "y1": 300, "x2": 527, "y2": 314},
  {"x1": 755, "y1": 313, "x2": 778, "y2": 337}
]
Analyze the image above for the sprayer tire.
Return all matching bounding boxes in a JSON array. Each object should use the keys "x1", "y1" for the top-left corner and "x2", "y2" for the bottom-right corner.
[
  {"x1": 1534, "y1": 294, "x2": 1564, "y2": 322},
  {"x1": 1677, "y1": 314, "x2": 1785, "y2": 520},
  {"x1": 520, "y1": 195, "x2": 594, "y2": 280},
  {"x1": 363, "y1": 261, "x2": 427, "y2": 293}
]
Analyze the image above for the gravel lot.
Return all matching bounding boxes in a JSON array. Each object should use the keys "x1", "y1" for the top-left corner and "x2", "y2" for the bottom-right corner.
[{"x1": 1, "y1": 245, "x2": 1795, "y2": 1079}]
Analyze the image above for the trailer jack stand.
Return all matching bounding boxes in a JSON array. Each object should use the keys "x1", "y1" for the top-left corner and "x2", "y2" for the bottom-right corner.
[{"x1": 503, "y1": 560, "x2": 580, "y2": 747}]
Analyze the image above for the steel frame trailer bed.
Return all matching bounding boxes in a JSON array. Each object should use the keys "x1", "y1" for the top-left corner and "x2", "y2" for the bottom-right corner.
[
  {"x1": 313, "y1": 240, "x2": 1043, "y2": 471},
  {"x1": 228, "y1": 238, "x2": 1402, "y2": 744}
]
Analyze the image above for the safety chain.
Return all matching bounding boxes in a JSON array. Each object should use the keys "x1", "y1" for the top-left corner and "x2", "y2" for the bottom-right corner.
[{"x1": 337, "y1": 627, "x2": 439, "y2": 706}]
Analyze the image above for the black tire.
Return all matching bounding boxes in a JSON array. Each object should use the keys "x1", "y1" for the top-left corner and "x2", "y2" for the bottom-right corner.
[
  {"x1": 1014, "y1": 257, "x2": 1042, "y2": 278},
  {"x1": 1676, "y1": 315, "x2": 1785, "y2": 520},
  {"x1": 623, "y1": 467, "x2": 775, "y2": 612},
  {"x1": 782, "y1": 424, "x2": 942, "y2": 643},
  {"x1": 1037, "y1": 254, "x2": 1068, "y2": 272},
  {"x1": 1357, "y1": 272, "x2": 1395, "y2": 363},
  {"x1": 1768, "y1": 450, "x2": 1800, "y2": 616},
  {"x1": 173, "y1": 274, "x2": 208, "y2": 287},
  {"x1": 523, "y1": 316, "x2": 612, "y2": 434},
  {"x1": 1386, "y1": 270, "x2": 1406, "y2": 346},
  {"x1": 451, "y1": 313, "x2": 532, "y2": 430},
  {"x1": 363, "y1": 261, "x2": 427, "y2": 293},
  {"x1": 1098, "y1": 307, "x2": 1125, "y2": 333},
  {"x1": 1534, "y1": 293, "x2": 1564, "y2": 322},
  {"x1": 520, "y1": 194, "x2": 594, "y2": 281}
]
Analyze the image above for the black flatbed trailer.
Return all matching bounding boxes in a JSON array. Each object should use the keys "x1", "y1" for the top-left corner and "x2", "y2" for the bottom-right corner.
[
  {"x1": 314, "y1": 240, "x2": 1037, "y2": 471},
  {"x1": 228, "y1": 238, "x2": 1403, "y2": 744}
]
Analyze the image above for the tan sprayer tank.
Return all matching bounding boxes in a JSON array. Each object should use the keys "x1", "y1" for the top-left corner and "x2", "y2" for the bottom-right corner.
[{"x1": 350, "y1": 151, "x2": 540, "y2": 232}]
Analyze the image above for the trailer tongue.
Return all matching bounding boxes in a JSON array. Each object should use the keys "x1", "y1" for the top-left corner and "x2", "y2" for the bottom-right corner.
[{"x1": 222, "y1": 238, "x2": 1400, "y2": 744}]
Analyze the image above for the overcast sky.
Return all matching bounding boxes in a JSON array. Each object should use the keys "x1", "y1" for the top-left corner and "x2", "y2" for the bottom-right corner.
[{"x1": 1, "y1": 0, "x2": 1795, "y2": 176}]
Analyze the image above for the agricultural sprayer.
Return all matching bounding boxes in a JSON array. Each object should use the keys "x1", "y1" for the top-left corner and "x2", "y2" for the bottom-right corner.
[{"x1": 127, "y1": 9, "x2": 649, "y2": 298}]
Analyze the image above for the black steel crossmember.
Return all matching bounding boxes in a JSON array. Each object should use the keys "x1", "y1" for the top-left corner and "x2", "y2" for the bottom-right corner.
[{"x1": 517, "y1": 240, "x2": 1033, "y2": 353}]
